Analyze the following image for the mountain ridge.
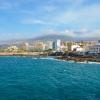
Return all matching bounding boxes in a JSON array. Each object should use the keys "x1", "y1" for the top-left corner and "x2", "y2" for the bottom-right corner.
[{"x1": 0, "y1": 34, "x2": 99, "y2": 45}]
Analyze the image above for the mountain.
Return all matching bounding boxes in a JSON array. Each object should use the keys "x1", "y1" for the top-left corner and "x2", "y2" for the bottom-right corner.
[
  {"x1": 28, "y1": 34, "x2": 74, "y2": 42},
  {"x1": 27, "y1": 34, "x2": 99, "y2": 42},
  {"x1": 0, "y1": 34, "x2": 99, "y2": 45},
  {"x1": 0, "y1": 34, "x2": 75, "y2": 46}
]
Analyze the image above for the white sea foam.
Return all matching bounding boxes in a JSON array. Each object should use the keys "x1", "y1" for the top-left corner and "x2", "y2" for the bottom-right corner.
[
  {"x1": 54, "y1": 59, "x2": 100, "y2": 65},
  {"x1": 32, "y1": 58, "x2": 38, "y2": 59},
  {"x1": 40, "y1": 57, "x2": 54, "y2": 60},
  {"x1": 76, "y1": 61, "x2": 88, "y2": 64},
  {"x1": 32, "y1": 57, "x2": 100, "y2": 65},
  {"x1": 77, "y1": 61, "x2": 100, "y2": 65},
  {"x1": 88, "y1": 62, "x2": 100, "y2": 64},
  {"x1": 32, "y1": 57, "x2": 55, "y2": 60}
]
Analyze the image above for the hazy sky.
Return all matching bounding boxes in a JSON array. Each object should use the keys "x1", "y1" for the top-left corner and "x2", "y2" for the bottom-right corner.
[{"x1": 0, "y1": 0, "x2": 100, "y2": 41}]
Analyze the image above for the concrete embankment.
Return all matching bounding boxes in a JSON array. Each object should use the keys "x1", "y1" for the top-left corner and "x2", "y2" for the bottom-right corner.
[{"x1": 0, "y1": 52, "x2": 44, "y2": 56}]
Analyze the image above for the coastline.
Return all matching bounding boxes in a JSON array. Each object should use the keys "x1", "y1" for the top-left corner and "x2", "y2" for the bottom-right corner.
[
  {"x1": 56, "y1": 58, "x2": 100, "y2": 64},
  {"x1": 56, "y1": 56, "x2": 100, "y2": 63},
  {"x1": 0, "y1": 52, "x2": 100, "y2": 64},
  {"x1": 0, "y1": 52, "x2": 45, "y2": 56}
]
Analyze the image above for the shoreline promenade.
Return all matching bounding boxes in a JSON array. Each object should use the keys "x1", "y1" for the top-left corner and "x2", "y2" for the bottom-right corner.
[{"x1": 0, "y1": 52, "x2": 44, "y2": 56}]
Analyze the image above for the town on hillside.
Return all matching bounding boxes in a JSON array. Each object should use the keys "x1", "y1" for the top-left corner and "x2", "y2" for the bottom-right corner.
[{"x1": 0, "y1": 39, "x2": 100, "y2": 57}]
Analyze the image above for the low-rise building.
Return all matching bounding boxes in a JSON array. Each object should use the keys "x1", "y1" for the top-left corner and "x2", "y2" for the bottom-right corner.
[
  {"x1": 34, "y1": 41, "x2": 45, "y2": 51},
  {"x1": 88, "y1": 43, "x2": 100, "y2": 54},
  {"x1": 44, "y1": 41, "x2": 53, "y2": 50},
  {"x1": 7, "y1": 46, "x2": 18, "y2": 52}
]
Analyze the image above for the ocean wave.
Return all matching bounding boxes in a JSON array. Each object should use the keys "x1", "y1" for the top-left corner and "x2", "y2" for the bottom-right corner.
[
  {"x1": 39, "y1": 57, "x2": 54, "y2": 60},
  {"x1": 32, "y1": 57, "x2": 55, "y2": 60},
  {"x1": 88, "y1": 62, "x2": 100, "y2": 64},
  {"x1": 32, "y1": 57, "x2": 100, "y2": 65},
  {"x1": 32, "y1": 58, "x2": 38, "y2": 59},
  {"x1": 76, "y1": 61, "x2": 100, "y2": 65}
]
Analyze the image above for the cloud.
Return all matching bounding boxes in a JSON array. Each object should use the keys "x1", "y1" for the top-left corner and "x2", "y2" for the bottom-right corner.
[
  {"x1": 20, "y1": 18, "x2": 54, "y2": 25},
  {"x1": 51, "y1": 4, "x2": 100, "y2": 29},
  {"x1": 0, "y1": 1, "x2": 13, "y2": 10},
  {"x1": 18, "y1": 1, "x2": 100, "y2": 30},
  {"x1": 0, "y1": 0, "x2": 100, "y2": 40},
  {"x1": 0, "y1": 32, "x2": 23, "y2": 41},
  {"x1": 21, "y1": 19, "x2": 47, "y2": 25},
  {"x1": 43, "y1": 29, "x2": 77, "y2": 37},
  {"x1": 43, "y1": 29, "x2": 100, "y2": 38},
  {"x1": 48, "y1": 0, "x2": 85, "y2": 5},
  {"x1": 0, "y1": 0, "x2": 35, "y2": 10},
  {"x1": 43, "y1": 5, "x2": 57, "y2": 12}
]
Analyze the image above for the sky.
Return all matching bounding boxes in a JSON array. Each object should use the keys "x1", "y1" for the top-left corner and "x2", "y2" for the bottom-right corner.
[{"x1": 0, "y1": 0, "x2": 100, "y2": 41}]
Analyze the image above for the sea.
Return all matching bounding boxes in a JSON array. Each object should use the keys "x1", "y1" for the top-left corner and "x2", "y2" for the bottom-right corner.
[{"x1": 0, "y1": 56, "x2": 100, "y2": 100}]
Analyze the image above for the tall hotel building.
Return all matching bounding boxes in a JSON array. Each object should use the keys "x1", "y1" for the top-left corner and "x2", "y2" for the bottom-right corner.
[{"x1": 53, "y1": 39, "x2": 61, "y2": 51}]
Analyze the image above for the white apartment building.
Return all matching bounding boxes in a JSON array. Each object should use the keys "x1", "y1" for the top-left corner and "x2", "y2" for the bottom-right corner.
[
  {"x1": 88, "y1": 43, "x2": 100, "y2": 54},
  {"x1": 7, "y1": 46, "x2": 18, "y2": 52},
  {"x1": 71, "y1": 45, "x2": 84, "y2": 52}
]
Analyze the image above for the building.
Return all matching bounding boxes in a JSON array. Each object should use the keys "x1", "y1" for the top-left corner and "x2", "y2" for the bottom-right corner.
[
  {"x1": 44, "y1": 41, "x2": 53, "y2": 50},
  {"x1": 71, "y1": 45, "x2": 80, "y2": 51},
  {"x1": 25, "y1": 43, "x2": 29, "y2": 51},
  {"x1": 34, "y1": 41, "x2": 45, "y2": 51},
  {"x1": 53, "y1": 39, "x2": 61, "y2": 51},
  {"x1": 60, "y1": 41, "x2": 68, "y2": 51},
  {"x1": 7, "y1": 46, "x2": 18, "y2": 52},
  {"x1": 88, "y1": 43, "x2": 100, "y2": 54},
  {"x1": 71, "y1": 45, "x2": 85, "y2": 52},
  {"x1": 67, "y1": 42, "x2": 73, "y2": 51}
]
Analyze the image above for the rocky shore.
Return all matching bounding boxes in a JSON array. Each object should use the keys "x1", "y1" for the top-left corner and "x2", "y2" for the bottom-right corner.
[
  {"x1": 0, "y1": 52, "x2": 100, "y2": 63},
  {"x1": 56, "y1": 56, "x2": 100, "y2": 63}
]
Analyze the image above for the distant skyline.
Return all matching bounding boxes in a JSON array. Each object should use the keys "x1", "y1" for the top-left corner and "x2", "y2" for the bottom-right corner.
[{"x1": 0, "y1": 0, "x2": 100, "y2": 41}]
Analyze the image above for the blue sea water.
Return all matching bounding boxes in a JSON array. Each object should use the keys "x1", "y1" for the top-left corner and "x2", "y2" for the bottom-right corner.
[{"x1": 0, "y1": 56, "x2": 100, "y2": 100}]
